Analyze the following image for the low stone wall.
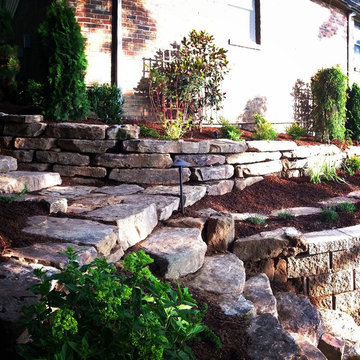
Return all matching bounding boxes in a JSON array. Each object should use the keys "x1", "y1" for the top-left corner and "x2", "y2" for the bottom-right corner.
[{"x1": 0, "y1": 115, "x2": 358, "y2": 193}]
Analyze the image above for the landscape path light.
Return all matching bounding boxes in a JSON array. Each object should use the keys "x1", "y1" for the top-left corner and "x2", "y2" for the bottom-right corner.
[{"x1": 172, "y1": 158, "x2": 190, "y2": 215}]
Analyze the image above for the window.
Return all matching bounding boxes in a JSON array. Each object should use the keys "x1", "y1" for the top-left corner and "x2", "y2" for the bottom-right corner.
[
  {"x1": 227, "y1": 0, "x2": 260, "y2": 48},
  {"x1": 354, "y1": 21, "x2": 360, "y2": 71}
]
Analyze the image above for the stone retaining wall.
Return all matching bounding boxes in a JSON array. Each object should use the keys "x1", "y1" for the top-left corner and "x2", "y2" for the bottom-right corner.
[{"x1": 0, "y1": 115, "x2": 358, "y2": 193}]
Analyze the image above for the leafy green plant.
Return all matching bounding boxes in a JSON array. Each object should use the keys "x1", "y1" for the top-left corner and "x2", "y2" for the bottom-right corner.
[
  {"x1": 149, "y1": 30, "x2": 229, "y2": 129},
  {"x1": 286, "y1": 123, "x2": 307, "y2": 140},
  {"x1": 345, "y1": 155, "x2": 360, "y2": 175},
  {"x1": 19, "y1": 249, "x2": 220, "y2": 360},
  {"x1": 162, "y1": 114, "x2": 191, "y2": 139},
  {"x1": 307, "y1": 160, "x2": 344, "y2": 184},
  {"x1": 220, "y1": 118, "x2": 243, "y2": 141},
  {"x1": 253, "y1": 114, "x2": 278, "y2": 140},
  {"x1": 140, "y1": 124, "x2": 161, "y2": 139},
  {"x1": 246, "y1": 215, "x2": 266, "y2": 225},
  {"x1": 335, "y1": 202, "x2": 356, "y2": 213},
  {"x1": 346, "y1": 83, "x2": 360, "y2": 140},
  {"x1": 38, "y1": 0, "x2": 89, "y2": 121},
  {"x1": 0, "y1": 185, "x2": 27, "y2": 204},
  {"x1": 277, "y1": 209, "x2": 295, "y2": 220},
  {"x1": 320, "y1": 208, "x2": 339, "y2": 222},
  {"x1": 18, "y1": 79, "x2": 45, "y2": 108},
  {"x1": 311, "y1": 66, "x2": 347, "y2": 142},
  {"x1": 0, "y1": 7, "x2": 20, "y2": 100},
  {"x1": 87, "y1": 83, "x2": 123, "y2": 124}
]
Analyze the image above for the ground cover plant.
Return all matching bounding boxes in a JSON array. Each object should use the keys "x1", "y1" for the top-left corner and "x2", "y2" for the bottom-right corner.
[
  {"x1": 220, "y1": 118, "x2": 243, "y2": 141},
  {"x1": 246, "y1": 215, "x2": 266, "y2": 225},
  {"x1": 253, "y1": 114, "x2": 277, "y2": 140},
  {"x1": 307, "y1": 160, "x2": 344, "y2": 184},
  {"x1": 18, "y1": 249, "x2": 219, "y2": 360},
  {"x1": 334, "y1": 201, "x2": 356, "y2": 213},
  {"x1": 320, "y1": 208, "x2": 339, "y2": 222},
  {"x1": 277, "y1": 209, "x2": 295, "y2": 220}
]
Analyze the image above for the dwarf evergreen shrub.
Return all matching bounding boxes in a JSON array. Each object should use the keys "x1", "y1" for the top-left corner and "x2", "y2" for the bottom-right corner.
[
  {"x1": 346, "y1": 83, "x2": 360, "y2": 140},
  {"x1": 38, "y1": 0, "x2": 89, "y2": 121}
]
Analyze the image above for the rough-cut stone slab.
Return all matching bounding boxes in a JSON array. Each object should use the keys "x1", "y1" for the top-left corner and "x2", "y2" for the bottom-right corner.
[
  {"x1": 308, "y1": 269, "x2": 353, "y2": 297},
  {"x1": 57, "y1": 139, "x2": 117, "y2": 153},
  {"x1": 14, "y1": 137, "x2": 57, "y2": 150},
  {"x1": 53, "y1": 165, "x2": 107, "y2": 178},
  {"x1": 207, "y1": 139, "x2": 247, "y2": 153},
  {"x1": 0, "y1": 155, "x2": 17, "y2": 172},
  {"x1": 347, "y1": 190, "x2": 360, "y2": 198},
  {"x1": 271, "y1": 207, "x2": 322, "y2": 218},
  {"x1": 23, "y1": 216, "x2": 117, "y2": 256},
  {"x1": 283, "y1": 154, "x2": 344, "y2": 171},
  {"x1": 335, "y1": 290, "x2": 360, "y2": 313},
  {"x1": 185, "y1": 253, "x2": 245, "y2": 294},
  {"x1": 0, "y1": 259, "x2": 57, "y2": 339},
  {"x1": 287, "y1": 253, "x2": 330, "y2": 278},
  {"x1": 13, "y1": 194, "x2": 68, "y2": 214},
  {"x1": 332, "y1": 246, "x2": 360, "y2": 271},
  {"x1": 276, "y1": 292, "x2": 324, "y2": 345},
  {"x1": 4, "y1": 242, "x2": 97, "y2": 268},
  {"x1": 106, "y1": 245, "x2": 125, "y2": 263},
  {"x1": 109, "y1": 168, "x2": 191, "y2": 185},
  {"x1": 143, "y1": 185, "x2": 206, "y2": 207},
  {"x1": 9, "y1": 149, "x2": 34, "y2": 162},
  {"x1": 122, "y1": 139, "x2": 180, "y2": 153},
  {"x1": 83, "y1": 203, "x2": 158, "y2": 250},
  {"x1": 338, "y1": 224, "x2": 360, "y2": 240},
  {"x1": 219, "y1": 294, "x2": 256, "y2": 319},
  {"x1": 39, "y1": 185, "x2": 96, "y2": 198},
  {"x1": 304, "y1": 229, "x2": 355, "y2": 255},
  {"x1": 0, "y1": 171, "x2": 62, "y2": 193},
  {"x1": 243, "y1": 273, "x2": 278, "y2": 317},
  {"x1": 66, "y1": 194, "x2": 123, "y2": 214},
  {"x1": 230, "y1": 212, "x2": 268, "y2": 221},
  {"x1": 94, "y1": 184, "x2": 144, "y2": 195},
  {"x1": 3, "y1": 122, "x2": 47, "y2": 137},
  {"x1": 206, "y1": 214, "x2": 235, "y2": 252},
  {"x1": 191, "y1": 164, "x2": 234, "y2": 181},
  {"x1": 283, "y1": 144, "x2": 341, "y2": 159},
  {"x1": 179, "y1": 140, "x2": 210, "y2": 154},
  {"x1": 318, "y1": 197, "x2": 358, "y2": 208},
  {"x1": 318, "y1": 333, "x2": 345, "y2": 360},
  {"x1": 235, "y1": 160, "x2": 283, "y2": 176},
  {"x1": 247, "y1": 140, "x2": 297, "y2": 152},
  {"x1": 234, "y1": 176, "x2": 263, "y2": 190},
  {"x1": 173, "y1": 154, "x2": 225, "y2": 166},
  {"x1": 226, "y1": 151, "x2": 281, "y2": 164},
  {"x1": 140, "y1": 227, "x2": 206, "y2": 279},
  {"x1": 165, "y1": 217, "x2": 206, "y2": 231},
  {"x1": 320, "y1": 309, "x2": 360, "y2": 346},
  {"x1": 93, "y1": 153, "x2": 172, "y2": 168},
  {"x1": 45, "y1": 123, "x2": 107, "y2": 139},
  {"x1": 36, "y1": 151, "x2": 90, "y2": 166},
  {"x1": 233, "y1": 227, "x2": 307, "y2": 262},
  {"x1": 204, "y1": 179, "x2": 234, "y2": 195},
  {"x1": 0, "y1": 114, "x2": 43, "y2": 123},
  {"x1": 17, "y1": 163, "x2": 51, "y2": 172},
  {"x1": 195, "y1": 207, "x2": 219, "y2": 217},
  {"x1": 246, "y1": 314, "x2": 304, "y2": 359},
  {"x1": 291, "y1": 334, "x2": 327, "y2": 360},
  {"x1": 106, "y1": 124, "x2": 139, "y2": 139},
  {"x1": 0, "y1": 136, "x2": 13, "y2": 148}
]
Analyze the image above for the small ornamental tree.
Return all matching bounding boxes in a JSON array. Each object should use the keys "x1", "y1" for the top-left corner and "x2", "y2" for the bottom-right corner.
[
  {"x1": 311, "y1": 66, "x2": 347, "y2": 142},
  {"x1": 38, "y1": 0, "x2": 89, "y2": 121},
  {"x1": 0, "y1": 7, "x2": 19, "y2": 100},
  {"x1": 346, "y1": 82, "x2": 360, "y2": 140}
]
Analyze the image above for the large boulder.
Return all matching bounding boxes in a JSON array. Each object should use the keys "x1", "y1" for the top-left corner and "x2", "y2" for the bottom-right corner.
[{"x1": 206, "y1": 213, "x2": 235, "y2": 252}]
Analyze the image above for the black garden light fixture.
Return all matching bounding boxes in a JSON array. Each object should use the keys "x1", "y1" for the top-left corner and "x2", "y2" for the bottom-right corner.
[{"x1": 172, "y1": 158, "x2": 190, "y2": 215}]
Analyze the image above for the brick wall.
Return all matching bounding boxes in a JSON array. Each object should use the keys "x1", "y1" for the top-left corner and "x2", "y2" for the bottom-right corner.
[{"x1": 67, "y1": 0, "x2": 113, "y2": 84}]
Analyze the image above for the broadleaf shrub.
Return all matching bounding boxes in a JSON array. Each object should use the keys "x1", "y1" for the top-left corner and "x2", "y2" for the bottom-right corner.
[
  {"x1": 286, "y1": 123, "x2": 307, "y2": 140},
  {"x1": 345, "y1": 155, "x2": 360, "y2": 175},
  {"x1": 311, "y1": 66, "x2": 347, "y2": 141},
  {"x1": 220, "y1": 118, "x2": 243, "y2": 141},
  {"x1": 18, "y1": 249, "x2": 220, "y2": 360},
  {"x1": 253, "y1": 114, "x2": 277, "y2": 140},
  {"x1": 87, "y1": 83, "x2": 123, "y2": 124},
  {"x1": 346, "y1": 83, "x2": 360, "y2": 140},
  {"x1": 38, "y1": 0, "x2": 89, "y2": 121}
]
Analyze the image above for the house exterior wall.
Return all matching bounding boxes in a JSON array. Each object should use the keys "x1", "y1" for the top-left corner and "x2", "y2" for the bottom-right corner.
[
  {"x1": 118, "y1": 0, "x2": 348, "y2": 127},
  {"x1": 67, "y1": 0, "x2": 113, "y2": 85}
]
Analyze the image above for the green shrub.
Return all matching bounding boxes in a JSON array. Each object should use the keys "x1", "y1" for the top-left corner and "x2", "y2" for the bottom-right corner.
[
  {"x1": 253, "y1": 114, "x2": 278, "y2": 140},
  {"x1": 311, "y1": 66, "x2": 347, "y2": 142},
  {"x1": 346, "y1": 83, "x2": 360, "y2": 140},
  {"x1": 18, "y1": 249, "x2": 220, "y2": 360},
  {"x1": 286, "y1": 123, "x2": 307, "y2": 140},
  {"x1": 320, "y1": 208, "x2": 339, "y2": 222},
  {"x1": 220, "y1": 118, "x2": 243, "y2": 141},
  {"x1": 38, "y1": 0, "x2": 89, "y2": 121},
  {"x1": 140, "y1": 124, "x2": 161, "y2": 138},
  {"x1": 307, "y1": 160, "x2": 344, "y2": 184},
  {"x1": 335, "y1": 202, "x2": 356, "y2": 213},
  {"x1": 277, "y1": 210, "x2": 295, "y2": 220},
  {"x1": 0, "y1": 7, "x2": 19, "y2": 99},
  {"x1": 246, "y1": 215, "x2": 266, "y2": 225},
  {"x1": 18, "y1": 79, "x2": 45, "y2": 108},
  {"x1": 87, "y1": 83, "x2": 123, "y2": 124},
  {"x1": 162, "y1": 114, "x2": 191, "y2": 139},
  {"x1": 345, "y1": 155, "x2": 360, "y2": 175}
]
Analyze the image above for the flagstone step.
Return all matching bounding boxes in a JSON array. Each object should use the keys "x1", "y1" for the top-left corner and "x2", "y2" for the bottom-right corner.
[{"x1": 0, "y1": 171, "x2": 61, "y2": 193}]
